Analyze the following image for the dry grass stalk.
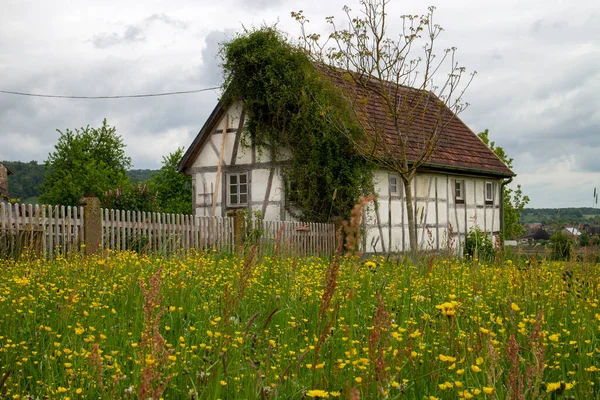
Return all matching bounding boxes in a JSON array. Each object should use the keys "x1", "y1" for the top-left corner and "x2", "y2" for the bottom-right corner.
[
  {"x1": 342, "y1": 195, "x2": 376, "y2": 256},
  {"x1": 88, "y1": 342, "x2": 104, "y2": 390},
  {"x1": 506, "y1": 334, "x2": 524, "y2": 400},
  {"x1": 486, "y1": 339, "x2": 502, "y2": 388},
  {"x1": 526, "y1": 310, "x2": 545, "y2": 399},
  {"x1": 368, "y1": 295, "x2": 391, "y2": 393},
  {"x1": 138, "y1": 267, "x2": 174, "y2": 400}
]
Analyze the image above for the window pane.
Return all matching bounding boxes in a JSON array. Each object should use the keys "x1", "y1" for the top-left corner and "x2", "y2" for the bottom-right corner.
[
  {"x1": 230, "y1": 175, "x2": 237, "y2": 185},
  {"x1": 230, "y1": 185, "x2": 237, "y2": 194},
  {"x1": 486, "y1": 183, "x2": 492, "y2": 199},
  {"x1": 230, "y1": 194, "x2": 237, "y2": 204},
  {"x1": 240, "y1": 184, "x2": 247, "y2": 194},
  {"x1": 240, "y1": 194, "x2": 247, "y2": 204},
  {"x1": 239, "y1": 174, "x2": 247, "y2": 184}
]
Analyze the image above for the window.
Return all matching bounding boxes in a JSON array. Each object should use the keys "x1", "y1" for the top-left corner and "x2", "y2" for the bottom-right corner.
[
  {"x1": 389, "y1": 175, "x2": 399, "y2": 196},
  {"x1": 454, "y1": 180, "x2": 464, "y2": 204},
  {"x1": 485, "y1": 182, "x2": 494, "y2": 204},
  {"x1": 228, "y1": 172, "x2": 248, "y2": 206}
]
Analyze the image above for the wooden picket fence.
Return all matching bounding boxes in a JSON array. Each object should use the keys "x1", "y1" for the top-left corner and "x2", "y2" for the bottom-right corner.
[
  {"x1": 0, "y1": 203, "x2": 84, "y2": 258},
  {"x1": 257, "y1": 220, "x2": 337, "y2": 257},
  {"x1": 101, "y1": 209, "x2": 234, "y2": 254},
  {"x1": 1, "y1": 201, "x2": 337, "y2": 259}
]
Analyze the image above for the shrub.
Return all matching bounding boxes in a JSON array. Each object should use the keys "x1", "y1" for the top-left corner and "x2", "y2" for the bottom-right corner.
[
  {"x1": 579, "y1": 231, "x2": 590, "y2": 247},
  {"x1": 550, "y1": 231, "x2": 573, "y2": 260},
  {"x1": 464, "y1": 226, "x2": 494, "y2": 261}
]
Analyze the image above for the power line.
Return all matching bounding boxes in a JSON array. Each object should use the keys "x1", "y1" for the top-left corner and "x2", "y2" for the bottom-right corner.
[{"x1": 0, "y1": 87, "x2": 220, "y2": 99}]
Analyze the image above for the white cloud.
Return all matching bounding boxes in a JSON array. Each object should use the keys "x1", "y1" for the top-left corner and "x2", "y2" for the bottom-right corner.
[{"x1": 1, "y1": 0, "x2": 599, "y2": 208}]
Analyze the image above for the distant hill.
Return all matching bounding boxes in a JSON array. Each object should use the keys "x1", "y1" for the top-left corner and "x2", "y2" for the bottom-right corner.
[
  {"x1": 2, "y1": 161, "x2": 45, "y2": 200},
  {"x1": 521, "y1": 207, "x2": 600, "y2": 225},
  {"x1": 1, "y1": 160, "x2": 158, "y2": 201},
  {"x1": 127, "y1": 169, "x2": 157, "y2": 183}
]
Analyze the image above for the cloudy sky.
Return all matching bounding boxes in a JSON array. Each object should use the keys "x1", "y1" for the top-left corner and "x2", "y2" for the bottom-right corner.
[{"x1": 1, "y1": 0, "x2": 598, "y2": 208}]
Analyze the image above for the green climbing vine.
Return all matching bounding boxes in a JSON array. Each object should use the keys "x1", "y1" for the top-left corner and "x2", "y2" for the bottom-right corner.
[{"x1": 221, "y1": 27, "x2": 372, "y2": 222}]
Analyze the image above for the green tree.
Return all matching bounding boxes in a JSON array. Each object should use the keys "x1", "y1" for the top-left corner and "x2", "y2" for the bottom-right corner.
[
  {"x1": 294, "y1": 1, "x2": 473, "y2": 252},
  {"x1": 40, "y1": 119, "x2": 131, "y2": 206},
  {"x1": 148, "y1": 148, "x2": 192, "y2": 214},
  {"x1": 478, "y1": 129, "x2": 529, "y2": 240}
]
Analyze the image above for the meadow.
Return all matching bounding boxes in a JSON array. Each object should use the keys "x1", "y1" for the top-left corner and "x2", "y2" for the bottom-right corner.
[{"x1": 0, "y1": 248, "x2": 599, "y2": 399}]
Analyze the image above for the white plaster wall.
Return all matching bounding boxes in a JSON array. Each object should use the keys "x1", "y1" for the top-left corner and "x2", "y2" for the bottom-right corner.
[
  {"x1": 188, "y1": 101, "x2": 505, "y2": 251},
  {"x1": 363, "y1": 170, "x2": 503, "y2": 254}
]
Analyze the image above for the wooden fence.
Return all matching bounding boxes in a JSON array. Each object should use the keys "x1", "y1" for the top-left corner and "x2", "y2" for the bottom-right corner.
[
  {"x1": 257, "y1": 220, "x2": 337, "y2": 257},
  {"x1": 1, "y1": 200, "x2": 337, "y2": 259},
  {"x1": 101, "y1": 209, "x2": 234, "y2": 254},
  {"x1": 0, "y1": 203, "x2": 84, "y2": 258}
]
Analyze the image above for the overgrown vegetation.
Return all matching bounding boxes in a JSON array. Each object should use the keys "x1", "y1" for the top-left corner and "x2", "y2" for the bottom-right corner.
[
  {"x1": 221, "y1": 27, "x2": 372, "y2": 222},
  {"x1": 550, "y1": 231, "x2": 574, "y2": 260},
  {"x1": 464, "y1": 226, "x2": 494, "y2": 261},
  {"x1": 1, "y1": 251, "x2": 598, "y2": 398}
]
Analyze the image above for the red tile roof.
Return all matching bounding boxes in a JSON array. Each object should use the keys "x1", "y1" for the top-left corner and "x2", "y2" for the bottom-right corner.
[{"x1": 322, "y1": 70, "x2": 514, "y2": 177}]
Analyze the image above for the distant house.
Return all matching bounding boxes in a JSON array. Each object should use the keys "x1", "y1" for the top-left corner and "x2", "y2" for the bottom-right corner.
[
  {"x1": 519, "y1": 229, "x2": 551, "y2": 244},
  {"x1": 0, "y1": 162, "x2": 13, "y2": 204},
  {"x1": 582, "y1": 224, "x2": 600, "y2": 236},
  {"x1": 563, "y1": 227, "x2": 581, "y2": 238}
]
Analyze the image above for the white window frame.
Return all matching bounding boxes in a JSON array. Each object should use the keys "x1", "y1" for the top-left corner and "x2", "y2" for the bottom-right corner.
[
  {"x1": 389, "y1": 175, "x2": 400, "y2": 197},
  {"x1": 228, "y1": 172, "x2": 248, "y2": 207},
  {"x1": 485, "y1": 182, "x2": 494, "y2": 204},
  {"x1": 454, "y1": 180, "x2": 464, "y2": 204}
]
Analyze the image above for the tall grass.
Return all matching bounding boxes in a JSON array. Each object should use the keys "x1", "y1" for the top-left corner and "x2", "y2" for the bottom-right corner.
[{"x1": 0, "y1": 249, "x2": 599, "y2": 398}]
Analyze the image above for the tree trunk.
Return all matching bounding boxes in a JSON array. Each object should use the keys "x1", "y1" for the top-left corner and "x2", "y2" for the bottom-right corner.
[{"x1": 403, "y1": 176, "x2": 418, "y2": 258}]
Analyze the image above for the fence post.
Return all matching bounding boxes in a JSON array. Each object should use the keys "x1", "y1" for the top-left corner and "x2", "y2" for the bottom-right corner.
[
  {"x1": 232, "y1": 210, "x2": 246, "y2": 249},
  {"x1": 79, "y1": 196, "x2": 102, "y2": 255}
]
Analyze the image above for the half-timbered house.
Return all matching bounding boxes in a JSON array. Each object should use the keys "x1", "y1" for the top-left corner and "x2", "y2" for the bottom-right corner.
[{"x1": 178, "y1": 83, "x2": 514, "y2": 253}]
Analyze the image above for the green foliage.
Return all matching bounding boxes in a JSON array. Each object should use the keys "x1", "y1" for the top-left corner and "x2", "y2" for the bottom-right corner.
[
  {"x1": 2, "y1": 161, "x2": 45, "y2": 200},
  {"x1": 464, "y1": 226, "x2": 494, "y2": 261},
  {"x1": 102, "y1": 183, "x2": 157, "y2": 212},
  {"x1": 127, "y1": 169, "x2": 157, "y2": 183},
  {"x1": 521, "y1": 207, "x2": 600, "y2": 225},
  {"x1": 221, "y1": 27, "x2": 372, "y2": 222},
  {"x1": 1, "y1": 160, "x2": 156, "y2": 203},
  {"x1": 40, "y1": 119, "x2": 131, "y2": 206},
  {"x1": 147, "y1": 148, "x2": 192, "y2": 214},
  {"x1": 550, "y1": 231, "x2": 574, "y2": 260},
  {"x1": 578, "y1": 231, "x2": 590, "y2": 247},
  {"x1": 478, "y1": 129, "x2": 529, "y2": 239}
]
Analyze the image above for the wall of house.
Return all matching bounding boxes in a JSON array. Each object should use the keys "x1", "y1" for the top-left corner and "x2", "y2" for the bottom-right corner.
[
  {"x1": 363, "y1": 171, "x2": 502, "y2": 254},
  {"x1": 188, "y1": 102, "x2": 289, "y2": 220},
  {"x1": 187, "y1": 102, "x2": 503, "y2": 253}
]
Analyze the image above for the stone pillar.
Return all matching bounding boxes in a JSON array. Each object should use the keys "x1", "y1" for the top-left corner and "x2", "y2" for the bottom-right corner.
[{"x1": 79, "y1": 196, "x2": 102, "y2": 255}]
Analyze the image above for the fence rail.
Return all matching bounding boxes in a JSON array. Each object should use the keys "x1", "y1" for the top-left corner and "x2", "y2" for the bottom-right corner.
[
  {"x1": 1, "y1": 200, "x2": 337, "y2": 259},
  {"x1": 101, "y1": 209, "x2": 234, "y2": 254},
  {"x1": 0, "y1": 203, "x2": 84, "y2": 258}
]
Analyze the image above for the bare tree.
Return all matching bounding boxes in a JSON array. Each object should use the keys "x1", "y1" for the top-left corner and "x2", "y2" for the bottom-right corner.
[{"x1": 293, "y1": 1, "x2": 475, "y2": 253}]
